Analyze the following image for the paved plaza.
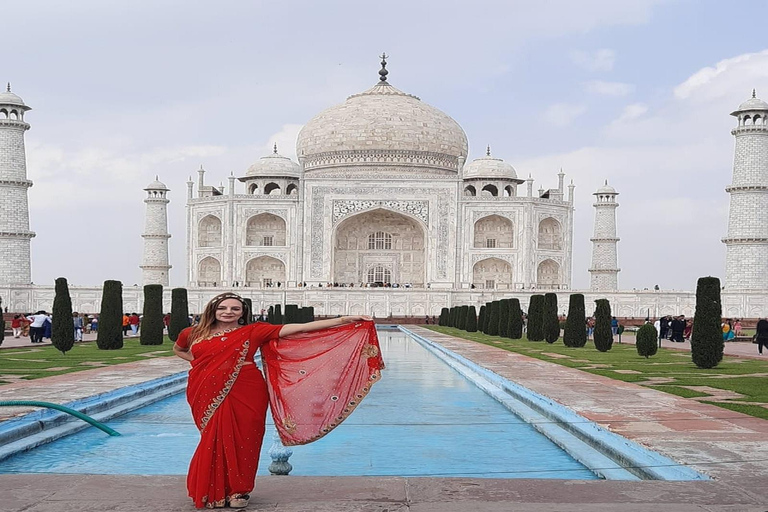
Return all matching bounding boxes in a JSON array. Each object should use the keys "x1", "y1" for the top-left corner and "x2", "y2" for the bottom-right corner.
[{"x1": 1, "y1": 329, "x2": 767, "y2": 511}]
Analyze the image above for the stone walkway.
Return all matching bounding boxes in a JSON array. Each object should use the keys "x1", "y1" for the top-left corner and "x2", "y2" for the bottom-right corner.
[{"x1": 1, "y1": 327, "x2": 768, "y2": 511}]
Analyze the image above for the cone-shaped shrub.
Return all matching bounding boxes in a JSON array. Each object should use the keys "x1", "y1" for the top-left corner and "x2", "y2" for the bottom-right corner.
[
  {"x1": 97, "y1": 280, "x2": 123, "y2": 350},
  {"x1": 466, "y1": 306, "x2": 478, "y2": 332},
  {"x1": 477, "y1": 305, "x2": 486, "y2": 332},
  {"x1": 439, "y1": 308, "x2": 449, "y2": 326},
  {"x1": 691, "y1": 276, "x2": 724, "y2": 369},
  {"x1": 51, "y1": 277, "x2": 75, "y2": 354},
  {"x1": 527, "y1": 295, "x2": 545, "y2": 341},
  {"x1": 486, "y1": 301, "x2": 501, "y2": 336},
  {"x1": 460, "y1": 305, "x2": 470, "y2": 330},
  {"x1": 169, "y1": 288, "x2": 189, "y2": 341},
  {"x1": 636, "y1": 323, "x2": 658, "y2": 358},
  {"x1": 285, "y1": 304, "x2": 299, "y2": 324},
  {"x1": 508, "y1": 299, "x2": 523, "y2": 339},
  {"x1": 242, "y1": 298, "x2": 254, "y2": 323},
  {"x1": 482, "y1": 302, "x2": 493, "y2": 333},
  {"x1": 267, "y1": 305, "x2": 275, "y2": 324},
  {"x1": 306, "y1": 306, "x2": 315, "y2": 323},
  {"x1": 452, "y1": 307, "x2": 459, "y2": 328},
  {"x1": 563, "y1": 294, "x2": 587, "y2": 348},
  {"x1": 593, "y1": 299, "x2": 613, "y2": 352},
  {"x1": 140, "y1": 284, "x2": 164, "y2": 345},
  {"x1": 499, "y1": 299, "x2": 511, "y2": 337},
  {"x1": 543, "y1": 293, "x2": 559, "y2": 344},
  {"x1": 274, "y1": 304, "x2": 283, "y2": 324},
  {"x1": 454, "y1": 306, "x2": 463, "y2": 330}
]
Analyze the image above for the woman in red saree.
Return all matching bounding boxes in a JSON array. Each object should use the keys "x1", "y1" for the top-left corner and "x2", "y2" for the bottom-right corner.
[{"x1": 173, "y1": 293, "x2": 384, "y2": 509}]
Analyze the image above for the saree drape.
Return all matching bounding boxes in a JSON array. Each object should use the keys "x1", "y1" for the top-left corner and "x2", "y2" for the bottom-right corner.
[{"x1": 176, "y1": 320, "x2": 384, "y2": 509}]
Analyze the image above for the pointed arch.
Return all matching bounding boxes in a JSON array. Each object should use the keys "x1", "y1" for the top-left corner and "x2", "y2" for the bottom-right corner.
[
  {"x1": 464, "y1": 185, "x2": 477, "y2": 196},
  {"x1": 246, "y1": 213, "x2": 286, "y2": 246},
  {"x1": 538, "y1": 217, "x2": 562, "y2": 250},
  {"x1": 481, "y1": 184, "x2": 498, "y2": 197},
  {"x1": 264, "y1": 182, "x2": 281, "y2": 195},
  {"x1": 474, "y1": 214, "x2": 513, "y2": 248},
  {"x1": 198, "y1": 257, "x2": 221, "y2": 286},
  {"x1": 246, "y1": 256, "x2": 285, "y2": 287},
  {"x1": 472, "y1": 257, "x2": 513, "y2": 289},
  {"x1": 198, "y1": 215, "x2": 222, "y2": 247},
  {"x1": 537, "y1": 259, "x2": 560, "y2": 288}
]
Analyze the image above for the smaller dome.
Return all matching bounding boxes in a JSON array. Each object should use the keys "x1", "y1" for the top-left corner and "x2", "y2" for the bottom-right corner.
[
  {"x1": 731, "y1": 90, "x2": 768, "y2": 115},
  {"x1": 463, "y1": 150, "x2": 518, "y2": 180},
  {"x1": 244, "y1": 147, "x2": 301, "y2": 178},
  {"x1": 595, "y1": 181, "x2": 617, "y2": 195},
  {"x1": 145, "y1": 176, "x2": 168, "y2": 190},
  {"x1": 0, "y1": 84, "x2": 29, "y2": 108}
]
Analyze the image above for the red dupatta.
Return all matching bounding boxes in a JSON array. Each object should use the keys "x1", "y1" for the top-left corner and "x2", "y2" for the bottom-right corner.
[{"x1": 262, "y1": 320, "x2": 385, "y2": 446}]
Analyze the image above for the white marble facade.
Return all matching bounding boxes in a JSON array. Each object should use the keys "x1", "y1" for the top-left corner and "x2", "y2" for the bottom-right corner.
[{"x1": 187, "y1": 70, "x2": 575, "y2": 293}]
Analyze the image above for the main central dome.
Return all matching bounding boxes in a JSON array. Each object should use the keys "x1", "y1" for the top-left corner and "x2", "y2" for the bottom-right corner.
[{"x1": 297, "y1": 73, "x2": 468, "y2": 177}]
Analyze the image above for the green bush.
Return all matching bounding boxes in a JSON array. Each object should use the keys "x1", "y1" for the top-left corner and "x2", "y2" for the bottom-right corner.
[
  {"x1": 140, "y1": 285, "x2": 164, "y2": 345},
  {"x1": 0, "y1": 317, "x2": 4, "y2": 345},
  {"x1": 466, "y1": 306, "x2": 478, "y2": 332},
  {"x1": 691, "y1": 276, "x2": 724, "y2": 369},
  {"x1": 242, "y1": 298, "x2": 253, "y2": 323},
  {"x1": 439, "y1": 307, "x2": 449, "y2": 326},
  {"x1": 168, "y1": 288, "x2": 189, "y2": 342},
  {"x1": 593, "y1": 299, "x2": 613, "y2": 352},
  {"x1": 527, "y1": 295, "x2": 545, "y2": 341},
  {"x1": 508, "y1": 298, "x2": 523, "y2": 339},
  {"x1": 97, "y1": 280, "x2": 124, "y2": 350},
  {"x1": 306, "y1": 306, "x2": 315, "y2": 323},
  {"x1": 51, "y1": 277, "x2": 75, "y2": 354},
  {"x1": 483, "y1": 302, "x2": 493, "y2": 333},
  {"x1": 563, "y1": 294, "x2": 587, "y2": 348},
  {"x1": 273, "y1": 304, "x2": 283, "y2": 324},
  {"x1": 459, "y1": 305, "x2": 469, "y2": 330},
  {"x1": 486, "y1": 301, "x2": 501, "y2": 336},
  {"x1": 543, "y1": 293, "x2": 559, "y2": 344},
  {"x1": 267, "y1": 305, "x2": 275, "y2": 324},
  {"x1": 285, "y1": 304, "x2": 299, "y2": 324},
  {"x1": 499, "y1": 299, "x2": 511, "y2": 337},
  {"x1": 636, "y1": 323, "x2": 658, "y2": 358},
  {"x1": 477, "y1": 305, "x2": 486, "y2": 332}
]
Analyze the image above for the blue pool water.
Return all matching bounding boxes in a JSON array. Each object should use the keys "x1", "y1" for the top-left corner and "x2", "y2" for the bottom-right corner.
[{"x1": 0, "y1": 331, "x2": 597, "y2": 479}]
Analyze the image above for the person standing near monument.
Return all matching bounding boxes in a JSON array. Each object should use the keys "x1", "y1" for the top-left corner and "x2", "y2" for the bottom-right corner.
[
  {"x1": 755, "y1": 317, "x2": 768, "y2": 355},
  {"x1": 26, "y1": 311, "x2": 47, "y2": 343}
]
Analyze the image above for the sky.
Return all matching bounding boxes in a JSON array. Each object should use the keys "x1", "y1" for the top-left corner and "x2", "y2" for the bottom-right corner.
[{"x1": 4, "y1": 0, "x2": 768, "y2": 291}]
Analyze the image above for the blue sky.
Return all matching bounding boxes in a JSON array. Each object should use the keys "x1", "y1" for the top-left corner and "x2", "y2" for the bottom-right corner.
[{"x1": 4, "y1": 0, "x2": 768, "y2": 290}]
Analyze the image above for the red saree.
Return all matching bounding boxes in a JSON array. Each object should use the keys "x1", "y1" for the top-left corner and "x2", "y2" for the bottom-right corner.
[{"x1": 176, "y1": 320, "x2": 384, "y2": 509}]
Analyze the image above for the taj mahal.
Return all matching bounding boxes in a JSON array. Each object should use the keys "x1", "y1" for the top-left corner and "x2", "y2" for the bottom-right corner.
[{"x1": 2, "y1": 58, "x2": 768, "y2": 318}]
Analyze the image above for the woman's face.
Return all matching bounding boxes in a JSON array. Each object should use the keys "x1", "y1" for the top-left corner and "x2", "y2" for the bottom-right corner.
[{"x1": 215, "y1": 299, "x2": 243, "y2": 324}]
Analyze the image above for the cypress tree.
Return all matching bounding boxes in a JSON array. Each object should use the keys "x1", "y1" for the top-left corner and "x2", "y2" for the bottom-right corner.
[
  {"x1": 242, "y1": 298, "x2": 254, "y2": 323},
  {"x1": 636, "y1": 323, "x2": 658, "y2": 358},
  {"x1": 691, "y1": 276, "x2": 724, "y2": 369},
  {"x1": 449, "y1": 307, "x2": 457, "y2": 328},
  {"x1": 477, "y1": 305, "x2": 486, "y2": 332},
  {"x1": 274, "y1": 304, "x2": 283, "y2": 324},
  {"x1": 285, "y1": 304, "x2": 299, "y2": 324},
  {"x1": 486, "y1": 301, "x2": 501, "y2": 336},
  {"x1": 168, "y1": 288, "x2": 189, "y2": 342},
  {"x1": 563, "y1": 294, "x2": 587, "y2": 348},
  {"x1": 267, "y1": 305, "x2": 275, "y2": 324},
  {"x1": 459, "y1": 305, "x2": 470, "y2": 330},
  {"x1": 0, "y1": 316, "x2": 4, "y2": 346},
  {"x1": 307, "y1": 306, "x2": 315, "y2": 322},
  {"x1": 482, "y1": 302, "x2": 493, "y2": 333},
  {"x1": 527, "y1": 295, "x2": 545, "y2": 341},
  {"x1": 543, "y1": 293, "x2": 560, "y2": 344},
  {"x1": 498, "y1": 299, "x2": 511, "y2": 337},
  {"x1": 140, "y1": 284, "x2": 164, "y2": 345},
  {"x1": 51, "y1": 277, "x2": 75, "y2": 354},
  {"x1": 439, "y1": 307, "x2": 449, "y2": 326},
  {"x1": 466, "y1": 306, "x2": 478, "y2": 332},
  {"x1": 97, "y1": 280, "x2": 124, "y2": 350},
  {"x1": 507, "y1": 299, "x2": 523, "y2": 339},
  {"x1": 593, "y1": 299, "x2": 613, "y2": 352}
]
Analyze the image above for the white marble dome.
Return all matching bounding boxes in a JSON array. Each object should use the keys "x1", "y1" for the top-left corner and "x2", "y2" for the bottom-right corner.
[
  {"x1": 463, "y1": 153, "x2": 518, "y2": 179},
  {"x1": 245, "y1": 149, "x2": 301, "y2": 178},
  {"x1": 145, "y1": 177, "x2": 168, "y2": 190},
  {"x1": 296, "y1": 81, "x2": 468, "y2": 175},
  {"x1": 0, "y1": 85, "x2": 29, "y2": 109},
  {"x1": 595, "y1": 182, "x2": 617, "y2": 195},
  {"x1": 732, "y1": 91, "x2": 768, "y2": 114}
]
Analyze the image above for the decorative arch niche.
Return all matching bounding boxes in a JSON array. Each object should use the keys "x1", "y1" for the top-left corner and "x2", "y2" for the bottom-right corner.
[
  {"x1": 538, "y1": 217, "x2": 562, "y2": 250},
  {"x1": 245, "y1": 213, "x2": 286, "y2": 246},
  {"x1": 473, "y1": 215, "x2": 513, "y2": 248},
  {"x1": 472, "y1": 257, "x2": 512, "y2": 289},
  {"x1": 198, "y1": 215, "x2": 222, "y2": 247},
  {"x1": 537, "y1": 259, "x2": 560, "y2": 288},
  {"x1": 198, "y1": 257, "x2": 221, "y2": 286},
  {"x1": 245, "y1": 256, "x2": 285, "y2": 287}
]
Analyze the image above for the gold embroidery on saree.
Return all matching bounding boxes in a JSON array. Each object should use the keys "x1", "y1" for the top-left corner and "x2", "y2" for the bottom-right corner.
[{"x1": 199, "y1": 340, "x2": 251, "y2": 432}]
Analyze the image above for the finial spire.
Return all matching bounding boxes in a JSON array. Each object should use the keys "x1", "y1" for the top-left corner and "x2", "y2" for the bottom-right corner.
[
  {"x1": 155, "y1": 175, "x2": 159, "y2": 180},
  {"x1": 6, "y1": 83, "x2": 10, "y2": 92},
  {"x1": 486, "y1": 145, "x2": 491, "y2": 157},
  {"x1": 604, "y1": 179, "x2": 608, "y2": 185},
  {"x1": 753, "y1": 88, "x2": 757, "y2": 99},
  {"x1": 378, "y1": 53, "x2": 389, "y2": 83},
  {"x1": 273, "y1": 143, "x2": 278, "y2": 154}
]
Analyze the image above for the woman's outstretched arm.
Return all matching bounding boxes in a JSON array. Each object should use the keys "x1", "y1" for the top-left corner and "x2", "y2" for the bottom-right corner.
[{"x1": 278, "y1": 315, "x2": 371, "y2": 338}]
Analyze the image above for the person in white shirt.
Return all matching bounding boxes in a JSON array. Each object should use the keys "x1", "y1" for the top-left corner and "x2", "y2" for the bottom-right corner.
[{"x1": 26, "y1": 311, "x2": 48, "y2": 344}]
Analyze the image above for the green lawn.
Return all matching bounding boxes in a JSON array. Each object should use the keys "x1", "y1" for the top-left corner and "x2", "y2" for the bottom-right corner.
[
  {"x1": 0, "y1": 339, "x2": 175, "y2": 384},
  {"x1": 426, "y1": 326, "x2": 768, "y2": 421}
]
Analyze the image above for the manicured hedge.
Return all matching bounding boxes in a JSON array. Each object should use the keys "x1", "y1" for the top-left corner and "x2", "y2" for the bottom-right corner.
[
  {"x1": 508, "y1": 298, "x2": 523, "y2": 339},
  {"x1": 636, "y1": 323, "x2": 658, "y2": 358},
  {"x1": 543, "y1": 293, "x2": 559, "y2": 344},
  {"x1": 97, "y1": 280, "x2": 124, "y2": 350},
  {"x1": 691, "y1": 276, "x2": 724, "y2": 369},
  {"x1": 169, "y1": 288, "x2": 189, "y2": 341},
  {"x1": 563, "y1": 294, "x2": 587, "y2": 348},
  {"x1": 593, "y1": 299, "x2": 613, "y2": 352},
  {"x1": 140, "y1": 284, "x2": 164, "y2": 345},
  {"x1": 52, "y1": 277, "x2": 75, "y2": 354},
  {"x1": 466, "y1": 306, "x2": 478, "y2": 332},
  {"x1": 527, "y1": 295, "x2": 545, "y2": 341}
]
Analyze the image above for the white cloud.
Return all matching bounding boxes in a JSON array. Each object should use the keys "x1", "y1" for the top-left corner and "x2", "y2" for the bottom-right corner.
[
  {"x1": 674, "y1": 50, "x2": 768, "y2": 100},
  {"x1": 543, "y1": 103, "x2": 588, "y2": 127},
  {"x1": 583, "y1": 80, "x2": 634, "y2": 96},
  {"x1": 570, "y1": 49, "x2": 617, "y2": 71}
]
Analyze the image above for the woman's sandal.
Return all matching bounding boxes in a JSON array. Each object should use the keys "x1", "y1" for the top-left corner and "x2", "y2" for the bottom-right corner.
[{"x1": 228, "y1": 494, "x2": 250, "y2": 508}]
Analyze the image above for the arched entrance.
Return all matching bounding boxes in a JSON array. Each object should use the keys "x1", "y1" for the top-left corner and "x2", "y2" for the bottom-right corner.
[
  {"x1": 537, "y1": 259, "x2": 560, "y2": 289},
  {"x1": 198, "y1": 257, "x2": 221, "y2": 286},
  {"x1": 245, "y1": 256, "x2": 285, "y2": 287},
  {"x1": 472, "y1": 257, "x2": 512, "y2": 289},
  {"x1": 333, "y1": 209, "x2": 425, "y2": 286}
]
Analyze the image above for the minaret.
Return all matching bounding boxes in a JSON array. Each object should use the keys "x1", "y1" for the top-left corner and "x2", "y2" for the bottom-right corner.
[
  {"x1": 0, "y1": 84, "x2": 35, "y2": 286},
  {"x1": 723, "y1": 90, "x2": 768, "y2": 290},
  {"x1": 589, "y1": 181, "x2": 620, "y2": 291},
  {"x1": 140, "y1": 177, "x2": 172, "y2": 286}
]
